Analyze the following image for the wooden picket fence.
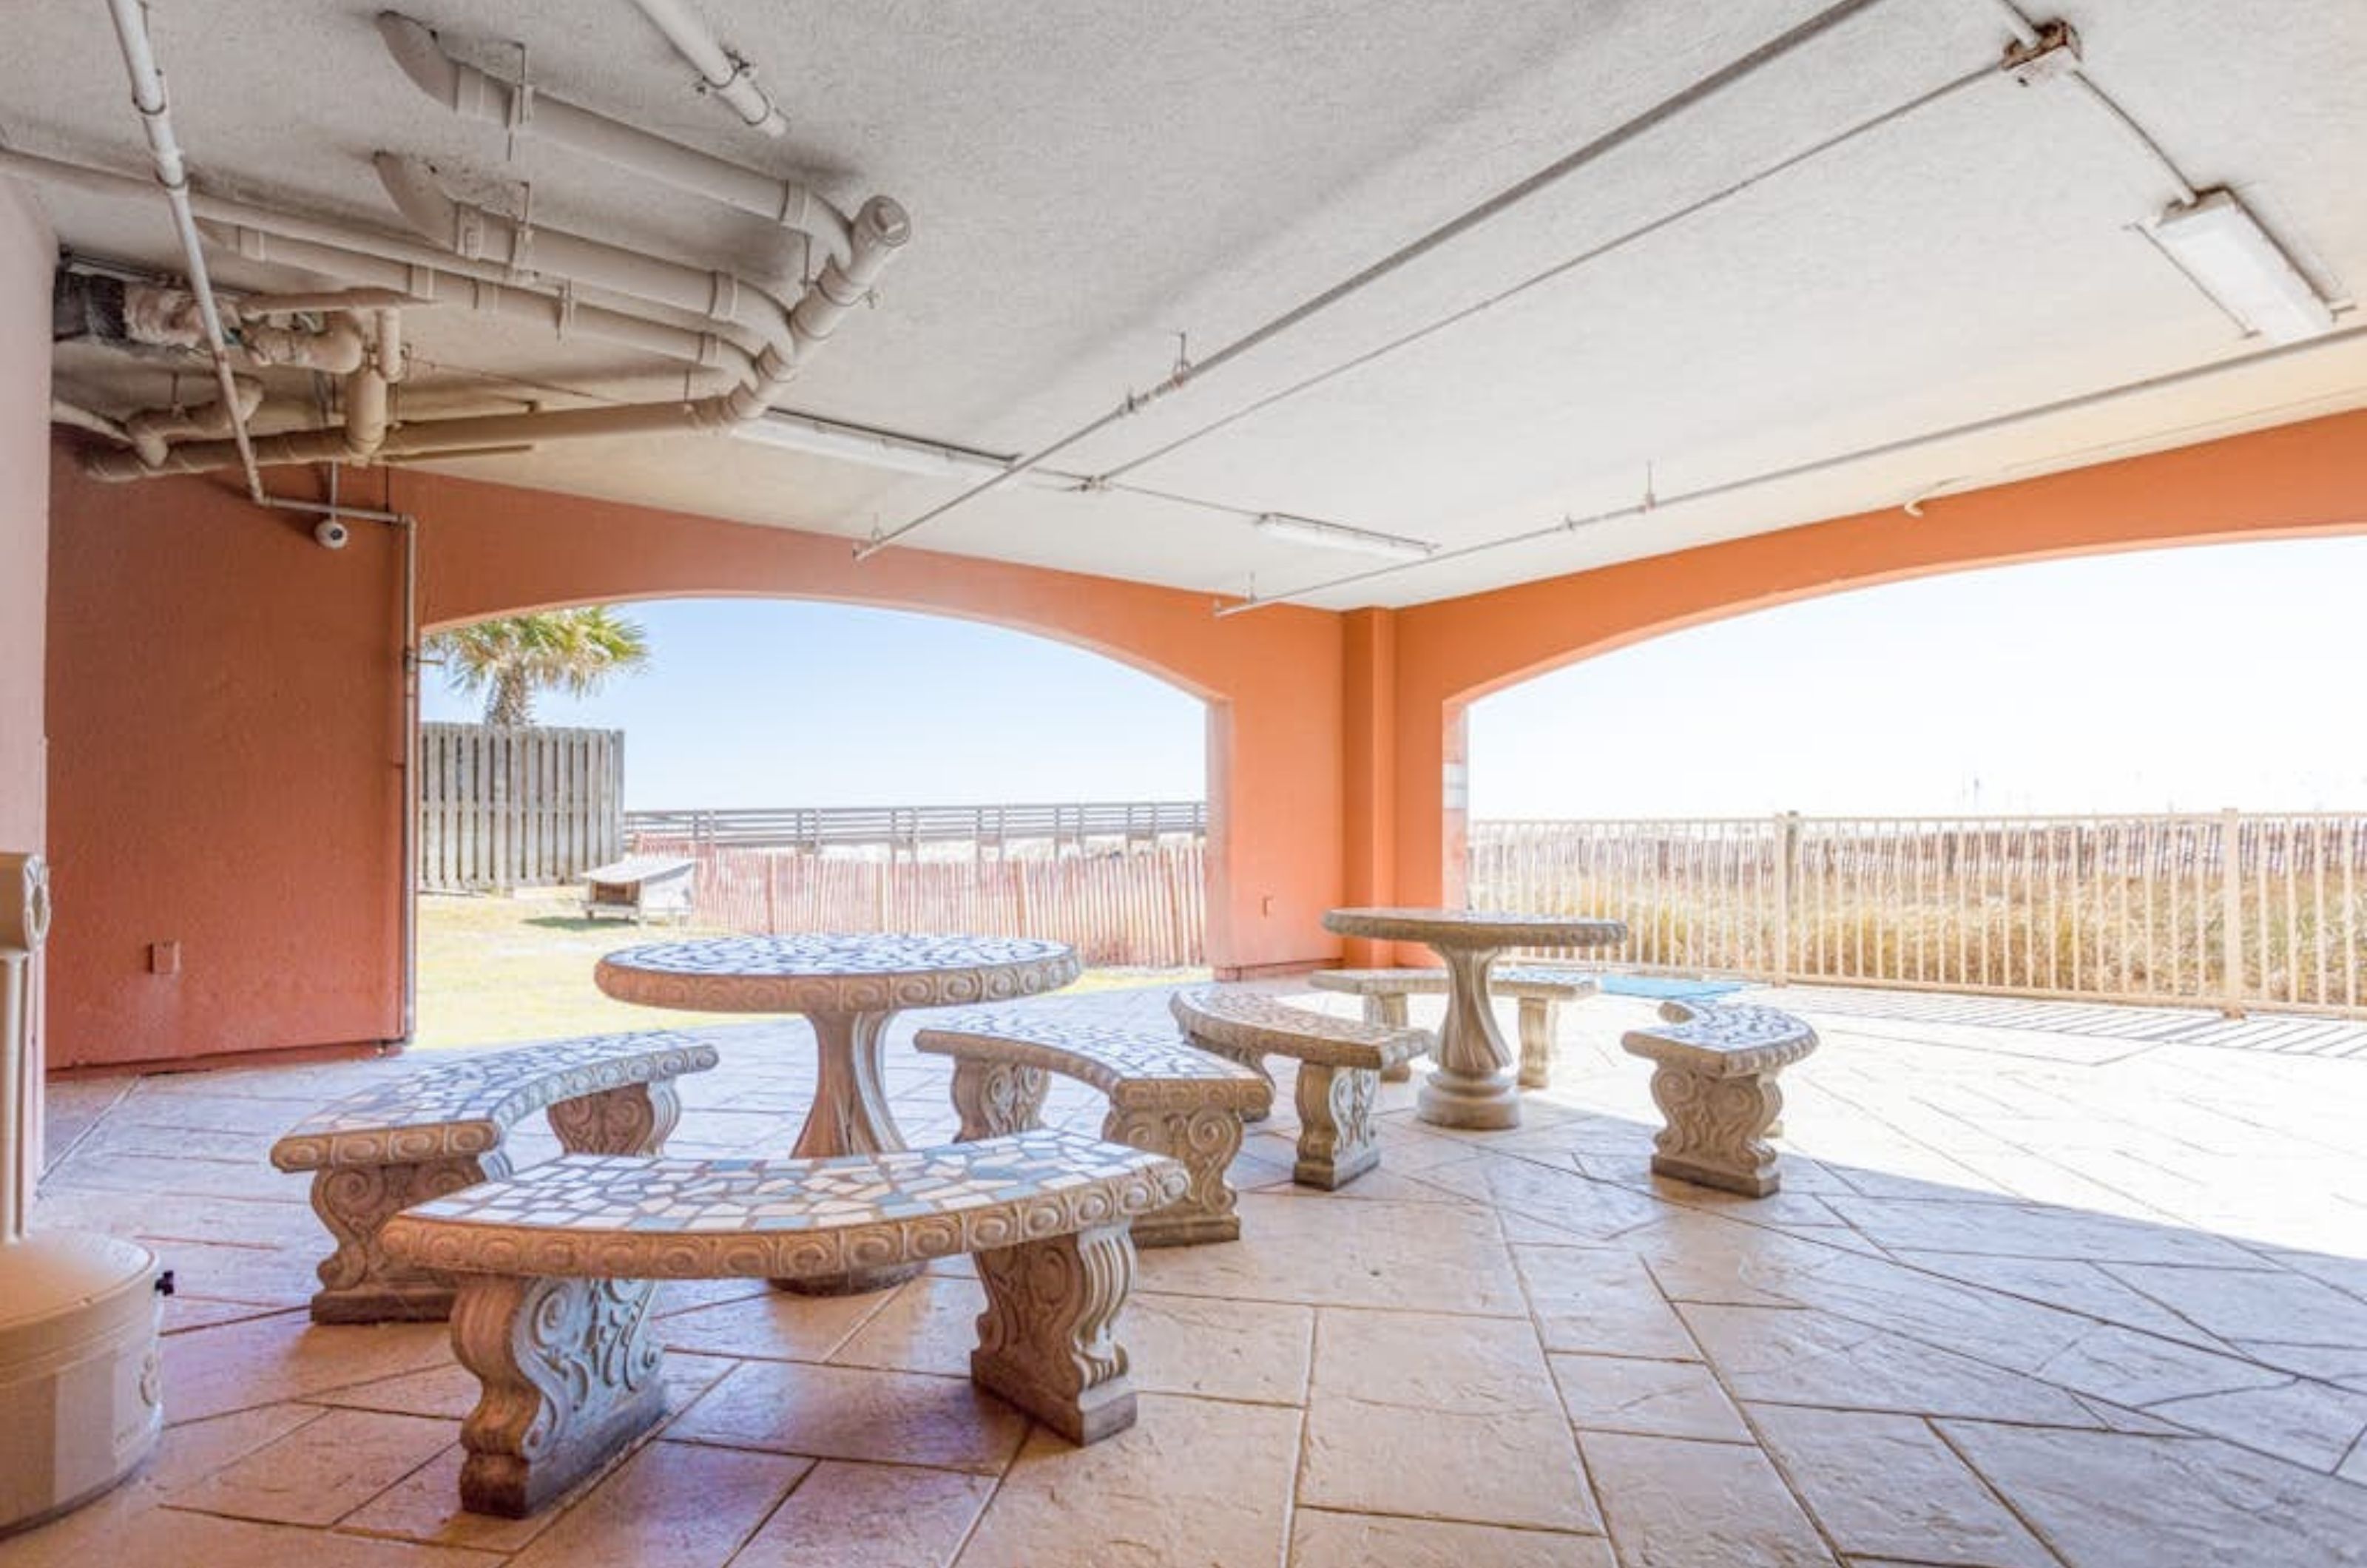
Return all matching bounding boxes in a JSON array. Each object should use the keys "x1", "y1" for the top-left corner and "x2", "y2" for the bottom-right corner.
[
  {"x1": 633, "y1": 837, "x2": 1206, "y2": 968},
  {"x1": 419, "y1": 723, "x2": 624, "y2": 891}
]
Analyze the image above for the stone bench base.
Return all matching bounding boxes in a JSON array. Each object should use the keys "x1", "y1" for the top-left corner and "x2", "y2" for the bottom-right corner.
[
  {"x1": 270, "y1": 1033, "x2": 719, "y2": 1324},
  {"x1": 382, "y1": 1132, "x2": 1185, "y2": 1516},
  {"x1": 918, "y1": 1016, "x2": 1271, "y2": 1248},
  {"x1": 1621, "y1": 1001, "x2": 1817, "y2": 1197},
  {"x1": 1309, "y1": 967, "x2": 1596, "y2": 1089},
  {"x1": 1170, "y1": 988, "x2": 1426, "y2": 1190}
]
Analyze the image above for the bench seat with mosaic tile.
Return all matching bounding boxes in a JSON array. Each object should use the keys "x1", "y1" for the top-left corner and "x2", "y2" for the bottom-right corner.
[
  {"x1": 1168, "y1": 986, "x2": 1427, "y2": 1189},
  {"x1": 914, "y1": 1011, "x2": 1272, "y2": 1247},
  {"x1": 1307, "y1": 964, "x2": 1598, "y2": 1088},
  {"x1": 269, "y1": 1030, "x2": 720, "y2": 1324},
  {"x1": 1621, "y1": 999, "x2": 1819, "y2": 1197},
  {"x1": 379, "y1": 1129, "x2": 1188, "y2": 1518}
]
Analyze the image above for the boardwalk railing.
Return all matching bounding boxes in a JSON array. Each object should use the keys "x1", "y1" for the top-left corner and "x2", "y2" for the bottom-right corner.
[
  {"x1": 419, "y1": 723, "x2": 624, "y2": 891},
  {"x1": 624, "y1": 800, "x2": 1205, "y2": 852},
  {"x1": 632, "y1": 836, "x2": 1206, "y2": 968},
  {"x1": 1470, "y1": 812, "x2": 2367, "y2": 1018}
]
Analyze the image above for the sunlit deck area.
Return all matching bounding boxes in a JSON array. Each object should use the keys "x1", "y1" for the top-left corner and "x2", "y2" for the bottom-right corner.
[{"x1": 17, "y1": 981, "x2": 2366, "y2": 1567}]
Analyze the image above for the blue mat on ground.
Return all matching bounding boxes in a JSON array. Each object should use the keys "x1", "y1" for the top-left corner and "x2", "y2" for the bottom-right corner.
[{"x1": 1594, "y1": 974, "x2": 1748, "y2": 1001}]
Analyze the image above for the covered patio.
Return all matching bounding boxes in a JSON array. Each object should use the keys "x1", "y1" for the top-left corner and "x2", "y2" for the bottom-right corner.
[
  {"x1": 18, "y1": 981, "x2": 2367, "y2": 1565},
  {"x1": 5, "y1": 0, "x2": 2367, "y2": 1562}
]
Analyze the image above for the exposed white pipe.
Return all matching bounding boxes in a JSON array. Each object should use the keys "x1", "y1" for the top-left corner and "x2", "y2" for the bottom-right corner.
[
  {"x1": 124, "y1": 374, "x2": 263, "y2": 468},
  {"x1": 240, "y1": 285, "x2": 419, "y2": 316},
  {"x1": 201, "y1": 223, "x2": 756, "y2": 379},
  {"x1": 343, "y1": 365, "x2": 390, "y2": 460},
  {"x1": 372, "y1": 152, "x2": 794, "y2": 347},
  {"x1": 372, "y1": 308, "x2": 405, "y2": 382},
  {"x1": 101, "y1": 0, "x2": 266, "y2": 503},
  {"x1": 244, "y1": 316, "x2": 367, "y2": 373},
  {"x1": 50, "y1": 399, "x2": 129, "y2": 443},
  {"x1": 376, "y1": 13, "x2": 847, "y2": 254},
  {"x1": 624, "y1": 0, "x2": 789, "y2": 138}
]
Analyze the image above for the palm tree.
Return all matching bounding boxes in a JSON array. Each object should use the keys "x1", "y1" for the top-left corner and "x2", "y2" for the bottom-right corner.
[{"x1": 427, "y1": 607, "x2": 652, "y2": 728}]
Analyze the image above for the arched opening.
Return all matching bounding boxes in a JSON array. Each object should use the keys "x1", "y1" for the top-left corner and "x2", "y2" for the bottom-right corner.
[
  {"x1": 1461, "y1": 535, "x2": 2367, "y2": 1013},
  {"x1": 411, "y1": 595, "x2": 1209, "y2": 1047}
]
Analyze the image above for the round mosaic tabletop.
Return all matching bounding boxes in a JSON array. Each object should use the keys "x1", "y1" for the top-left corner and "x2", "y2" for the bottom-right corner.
[
  {"x1": 1321, "y1": 907, "x2": 1627, "y2": 950},
  {"x1": 595, "y1": 933, "x2": 1081, "y2": 1016}
]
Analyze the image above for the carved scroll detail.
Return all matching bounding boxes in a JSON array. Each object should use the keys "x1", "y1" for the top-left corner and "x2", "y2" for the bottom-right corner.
[{"x1": 972, "y1": 1222, "x2": 1140, "y2": 1444}]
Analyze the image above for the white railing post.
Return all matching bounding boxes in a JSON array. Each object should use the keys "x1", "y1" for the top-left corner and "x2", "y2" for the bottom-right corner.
[
  {"x1": 1772, "y1": 811, "x2": 1797, "y2": 987},
  {"x1": 2221, "y1": 806, "x2": 2245, "y2": 1017}
]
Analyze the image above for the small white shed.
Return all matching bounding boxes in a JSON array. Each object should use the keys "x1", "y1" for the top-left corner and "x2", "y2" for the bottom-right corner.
[{"x1": 578, "y1": 856, "x2": 697, "y2": 924}]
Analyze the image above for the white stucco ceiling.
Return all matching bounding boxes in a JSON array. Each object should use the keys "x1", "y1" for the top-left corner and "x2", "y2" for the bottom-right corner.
[{"x1": 10, "y1": 0, "x2": 2365, "y2": 609}]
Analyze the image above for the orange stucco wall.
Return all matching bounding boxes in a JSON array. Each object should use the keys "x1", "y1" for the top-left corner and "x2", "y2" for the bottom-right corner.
[
  {"x1": 1389, "y1": 408, "x2": 2367, "y2": 907},
  {"x1": 46, "y1": 459, "x2": 408, "y2": 1069},
  {"x1": 42, "y1": 461, "x2": 1346, "y2": 1068}
]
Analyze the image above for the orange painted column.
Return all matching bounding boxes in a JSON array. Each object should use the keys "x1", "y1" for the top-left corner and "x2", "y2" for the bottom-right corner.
[
  {"x1": 1337, "y1": 609, "x2": 1397, "y2": 964},
  {"x1": 1391, "y1": 409, "x2": 2367, "y2": 913}
]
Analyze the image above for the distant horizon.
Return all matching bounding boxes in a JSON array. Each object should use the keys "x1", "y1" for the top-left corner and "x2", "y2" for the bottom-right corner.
[{"x1": 422, "y1": 535, "x2": 2367, "y2": 818}]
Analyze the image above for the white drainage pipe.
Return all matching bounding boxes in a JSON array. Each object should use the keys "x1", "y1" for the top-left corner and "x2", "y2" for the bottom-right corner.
[
  {"x1": 101, "y1": 0, "x2": 266, "y2": 503},
  {"x1": 124, "y1": 374, "x2": 263, "y2": 468},
  {"x1": 201, "y1": 224, "x2": 755, "y2": 379},
  {"x1": 371, "y1": 152, "x2": 794, "y2": 348},
  {"x1": 624, "y1": 0, "x2": 788, "y2": 138},
  {"x1": 243, "y1": 316, "x2": 367, "y2": 374},
  {"x1": 377, "y1": 13, "x2": 847, "y2": 255}
]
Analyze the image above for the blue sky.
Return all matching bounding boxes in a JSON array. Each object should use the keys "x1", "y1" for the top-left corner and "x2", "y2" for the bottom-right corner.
[{"x1": 423, "y1": 535, "x2": 2367, "y2": 816}]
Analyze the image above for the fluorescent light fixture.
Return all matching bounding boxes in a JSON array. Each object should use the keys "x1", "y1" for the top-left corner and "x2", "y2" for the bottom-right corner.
[
  {"x1": 2151, "y1": 189, "x2": 2337, "y2": 344},
  {"x1": 735, "y1": 411, "x2": 1016, "y2": 481},
  {"x1": 1252, "y1": 511, "x2": 1437, "y2": 560}
]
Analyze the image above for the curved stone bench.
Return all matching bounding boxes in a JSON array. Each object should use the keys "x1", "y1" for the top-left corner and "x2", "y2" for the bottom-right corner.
[
  {"x1": 270, "y1": 1030, "x2": 719, "y2": 1323},
  {"x1": 1169, "y1": 987, "x2": 1426, "y2": 1189},
  {"x1": 380, "y1": 1129, "x2": 1186, "y2": 1517},
  {"x1": 916, "y1": 1013, "x2": 1272, "y2": 1247},
  {"x1": 1621, "y1": 1000, "x2": 1817, "y2": 1197},
  {"x1": 1308, "y1": 965, "x2": 1598, "y2": 1088}
]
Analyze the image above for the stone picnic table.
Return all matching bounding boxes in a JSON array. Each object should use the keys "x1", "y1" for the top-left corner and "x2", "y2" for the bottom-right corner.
[
  {"x1": 595, "y1": 931, "x2": 1081, "y2": 1291},
  {"x1": 1320, "y1": 907, "x2": 1626, "y2": 1130}
]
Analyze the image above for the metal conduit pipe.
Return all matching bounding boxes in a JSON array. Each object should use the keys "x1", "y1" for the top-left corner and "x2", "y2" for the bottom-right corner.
[
  {"x1": 376, "y1": 13, "x2": 848, "y2": 254},
  {"x1": 371, "y1": 152, "x2": 794, "y2": 348},
  {"x1": 200, "y1": 224, "x2": 756, "y2": 379},
  {"x1": 101, "y1": 0, "x2": 266, "y2": 503},
  {"x1": 624, "y1": 0, "x2": 788, "y2": 138}
]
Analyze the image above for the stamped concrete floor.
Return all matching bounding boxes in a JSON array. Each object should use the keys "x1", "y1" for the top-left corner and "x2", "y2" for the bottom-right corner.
[{"x1": 13, "y1": 980, "x2": 2367, "y2": 1567}]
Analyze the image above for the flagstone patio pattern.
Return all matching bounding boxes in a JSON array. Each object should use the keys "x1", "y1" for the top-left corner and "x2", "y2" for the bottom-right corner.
[{"x1": 13, "y1": 979, "x2": 2367, "y2": 1566}]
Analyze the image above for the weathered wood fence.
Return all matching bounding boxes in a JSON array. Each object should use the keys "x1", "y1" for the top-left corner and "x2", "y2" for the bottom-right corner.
[
  {"x1": 419, "y1": 723, "x2": 624, "y2": 891},
  {"x1": 1470, "y1": 812, "x2": 2367, "y2": 1017},
  {"x1": 631, "y1": 836, "x2": 1207, "y2": 968}
]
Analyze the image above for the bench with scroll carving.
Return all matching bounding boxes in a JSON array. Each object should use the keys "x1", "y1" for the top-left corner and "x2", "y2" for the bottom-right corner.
[
  {"x1": 915, "y1": 1012, "x2": 1272, "y2": 1246},
  {"x1": 1307, "y1": 965, "x2": 1598, "y2": 1088},
  {"x1": 379, "y1": 1129, "x2": 1186, "y2": 1517},
  {"x1": 1621, "y1": 1000, "x2": 1818, "y2": 1197},
  {"x1": 269, "y1": 1031, "x2": 719, "y2": 1323},
  {"x1": 1168, "y1": 987, "x2": 1427, "y2": 1189}
]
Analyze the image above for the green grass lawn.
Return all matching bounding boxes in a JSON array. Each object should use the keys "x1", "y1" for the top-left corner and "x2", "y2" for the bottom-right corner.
[{"x1": 413, "y1": 888, "x2": 1206, "y2": 1050}]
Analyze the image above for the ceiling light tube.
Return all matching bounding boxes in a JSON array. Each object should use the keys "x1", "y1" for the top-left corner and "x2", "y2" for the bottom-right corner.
[
  {"x1": 732, "y1": 411, "x2": 1016, "y2": 481},
  {"x1": 2150, "y1": 189, "x2": 2337, "y2": 345},
  {"x1": 1252, "y1": 511, "x2": 1437, "y2": 560}
]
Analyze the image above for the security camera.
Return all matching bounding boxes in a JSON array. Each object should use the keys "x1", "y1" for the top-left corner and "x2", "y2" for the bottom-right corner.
[{"x1": 314, "y1": 518, "x2": 351, "y2": 551}]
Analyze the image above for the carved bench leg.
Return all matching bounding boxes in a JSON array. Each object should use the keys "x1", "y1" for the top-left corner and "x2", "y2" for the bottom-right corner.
[
  {"x1": 971, "y1": 1222, "x2": 1140, "y2": 1444},
  {"x1": 948, "y1": 1059, "x2": 1050, "y2": 1140},
  {"x1": 308, "y1": 1152, "x2": 510, "y2": 1325},
  {"x1": 1192, "y1": 1040, "x2": 1274, "y2": 1123},
  {"x1": 1516, "y1": 1000, "x2": 1560, "y2": 1090},
  {"x1": 1291, "y1": 1062, "x2": 1382, "y2": 1189},
  {"x1": 450, "y1": 1274, "x2": 667, "y2": 1518},
  {"x1": 1645, "y1": 1065, "x2": 1786, "y2": 1197},
  {"x1": 1364, "y1": 995, "x2": 1417, "y2": 1082},
  {"x1": 1104, "y1": 1102, "x2": 1246, "y2": 1247},
  {"x1": 546, "y1": 1079, "x2": 683, "y2": 1155}
]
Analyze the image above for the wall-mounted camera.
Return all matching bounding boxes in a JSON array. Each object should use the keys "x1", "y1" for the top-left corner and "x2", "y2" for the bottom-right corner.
[{"x1": 314, "y1": 518, "x2": 351, "y2": 551}]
